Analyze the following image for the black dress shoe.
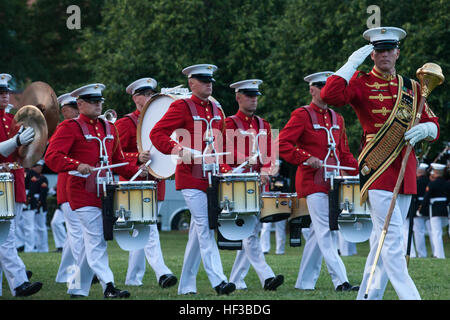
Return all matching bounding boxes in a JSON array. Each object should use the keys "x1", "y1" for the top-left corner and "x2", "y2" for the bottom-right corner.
[
  {"x1": 214, "y1": 281, "x2": 236, "y2": 295},
  {"x1": 17, "y1": 246, "x2": 24, "y2": 252},
  {"x1": 159, "y1": 274, "x2": 177, "y2": 288},
  {"x1": 15, "y1": 281, "x2": 42, "y2": 297},
  {"x1": 104, "y1": 282, "x2": 130, "y2": 299},
  {"x1": 336, "y1": 282, "x2": 360, "y2": 292},
  {"x1": 54, "y1": 247, "x2": 63, "y2": 253},
  {"x1": 26, "y1": 270, "x2": 32, "y2": 280},
  {"x1": 70, "y1": 294, "x2": 85, "y2": 298},
  {"x1": 264, "y1": 275, "x2": 284, "y2": 291}
]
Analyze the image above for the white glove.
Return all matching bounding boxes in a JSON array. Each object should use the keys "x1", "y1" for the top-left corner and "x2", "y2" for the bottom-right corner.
[
  {"x1": 334, "y1": 44, "x2": 374, "y2": 83},
  {"x1": 17, "y1": 126, "x2": 35, "y2": 146},
  {"x1": 404, "y1": 122, "x2": 438, "y2": 146}
]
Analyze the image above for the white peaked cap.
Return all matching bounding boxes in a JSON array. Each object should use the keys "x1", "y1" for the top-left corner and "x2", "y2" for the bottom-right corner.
[
  {"x1": 230, "y1": 79, "x2": 263, "y2": 95},
  {"x1": 304, "y1": 71, "x2": 334, "y2": 85},
  {"x1": 126, "y1": 77, "x2": 157, "y2": 95},
  {"x1": 71, "y1": 83, "x2": 105, "y2": 100},
  {"x1": 418, "y1": 163, "x2": 429, "y2": 170},
  {"x1": 182, "y1": 64, "x2": 217, "y2": 78},
  {"x1": 57, "y1": 93, "x2": 77, "y2": 107},
  {"x1": 363, "y1": 27, "x2": 406, "y2": 49},
  {"x1": 430, "y1": 163, "x2": 446, "y2": 171},
  {"x1": 0, "y1": 74, "x2": 12, "y2": 90}
]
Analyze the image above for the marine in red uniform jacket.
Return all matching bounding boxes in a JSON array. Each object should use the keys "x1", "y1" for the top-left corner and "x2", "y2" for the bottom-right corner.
[
  {"x1": 150, "y1": 95, "x2": 231, "y2": 192},
  {"x1": 45, "y1": 113, "x2": 139, "y2": 210},
  {"x1": 0, "y1": 107, "x2": 26, "y2": 203},
  {"x1": 321, "y1": 66, "x2": 439, "y2": 194},
  {"x1": 115, "y1": 109, "x2": 166, "y2": 201},
  {"x1": 278, "y1": 102, "x2": 358, "y2": 198}
]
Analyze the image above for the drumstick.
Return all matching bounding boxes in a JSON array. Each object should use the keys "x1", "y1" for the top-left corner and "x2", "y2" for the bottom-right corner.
[
  {"x1": 130, "y1": 158, "x2": 152, "y2": 182},
  {"x1": 302, "y1": 162, "x2": 356, "y2": 171},
  {"x1": 130, "y1": 146, "x2": 154, "y2": 182},
  {"x1": 68, "y1": 162, "x2": 129, "y2": 177}
]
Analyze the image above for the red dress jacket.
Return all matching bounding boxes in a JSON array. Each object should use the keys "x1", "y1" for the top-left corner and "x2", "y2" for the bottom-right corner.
[
  {"x1": 278, "y1": 103, "x2": 358, "y2": 198},
  {"x1": 321, "y1": 67, "x2": 440, "y2": 194},
  {"x1": 0, "y1": 108, "x2": 25, "y2": 203},
  {"x1": 115, "y1": 109, "x2": 165, "y2": 201},
  {"x1": 225, "y1": 110, "x2": 273, "y2": 174},
  {"x1": 150, "y1": 95, "x2": 231, "y2": 192},
  {"x1": 45, "y1": 113, "x2": 139, "y2": 210}
]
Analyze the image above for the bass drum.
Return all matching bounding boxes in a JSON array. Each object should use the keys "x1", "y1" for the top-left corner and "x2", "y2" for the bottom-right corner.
[{"x1": 137, "y1": 91, "x2": 222, "y2": 179}]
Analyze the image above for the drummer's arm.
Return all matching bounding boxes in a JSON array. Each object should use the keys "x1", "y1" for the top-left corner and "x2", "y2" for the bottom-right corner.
[
  {"x1": 337, "y1": 115, "x2": 358, "y2": 175},
  {"x1": 115, "y1": 118, "x2": 140, "y2": 165},
  {"x1": 278, "y1": 109, "x2": 310, "y2": 166},
  {"x1": 150, "y1": 101, "x2": 187, "y2": 155},
  {"x1": 44, "y1": 120, "x2": 80, "y2": 173}
]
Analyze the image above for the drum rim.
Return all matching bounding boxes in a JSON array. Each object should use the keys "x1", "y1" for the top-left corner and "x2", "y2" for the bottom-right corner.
[
  {"x1": 113, "y1": 180, "x2": 157, "y2": 186},
  {"x1": 261, "y1": 192, "x2": 293, "y2": 198}
]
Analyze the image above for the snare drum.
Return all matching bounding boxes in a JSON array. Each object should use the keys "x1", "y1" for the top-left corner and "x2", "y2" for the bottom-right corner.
[
  {"x1": 112, "y1": 181, "x2": 158, "y2": 228},
  {"x1": 218, "y1": 173, "x2": 260, "y2": 215},
  {"x1": 289, "y1": 193, "x2": 309, "y2": 221},
  {"x1": 0, "y1": 173, "x2": 15, "y2": 220},
  {"x1": 335, "y1": 176, "x2": 372, "y2": 243},
  {"x1": 260, "y1": 192, "x2": 292, "y2": 223}
]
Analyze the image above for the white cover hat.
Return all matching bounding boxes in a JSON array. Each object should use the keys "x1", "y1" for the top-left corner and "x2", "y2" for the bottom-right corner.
[
  {"x1": 57, "y1": 93, "x2": 77, "y2": 107},
  {"x1": 126, "y1": 77, "x2": 157, "y2": 95},
  {"x1": 71, "y1": 83, "x2": 105, "y2": 101},
  {"x1": 304, "y1": 71, "x2": 334, "y2": 86},
  {"x1": 230, "y1": 79, "x2": 263, "y2": 96},
  {"x1": 430, "y1": 163, "x2": 446, "y2": 172},
  {"x1": 418, "y1": 163, "x2": 429, "y2": 170},
  {"x1": 182, "y1": 64, "x2": 217, "y2": 82},
  {"x1": 0, "y1": 74, "x2": 12, "y2": 91},
  {"x1": 363, "y1": 27, "x2": 406, "y2": 49}
]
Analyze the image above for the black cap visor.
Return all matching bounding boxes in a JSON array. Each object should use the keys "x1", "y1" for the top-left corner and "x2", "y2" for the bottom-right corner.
[
  {"x1": 190, "y1": 74, "x2": 215, "y2": 83},
  {"x1": 79, "y1": 94, "x2": 104, "y2": 102},
  {"x1": 238, "y1": 89, "x2": 261, "y2": 96},
  {"x1": 372, "y1": 40, "x2": 399, "y2": 50}
]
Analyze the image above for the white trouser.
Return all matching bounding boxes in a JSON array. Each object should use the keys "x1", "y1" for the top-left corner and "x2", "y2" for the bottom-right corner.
[
  {"x1": 178, "y1": 189, "x2": 227, "y2": 294},
  {"x1": 125, "y1": 203, "x2": 172, "y2": 286},
  {"x1": 229, "y1": 221, "x2": 275, "y2": 289},
  {"x1": 67, "y1": 206, "x2": 114, "y2": 296},
  {"x1": 22, "y1": 209, "x2": 36, "y2": 252},
  {"x1": 34, "y1": 209, "x2": 48, "y2": 252},
  {"x1": 413, "y1": 216, "x2": 428, "y2": 258},
  {"x1": 337, "y1": 231, "x2": 357, "y2": 256},
  {"x1": 295, "y1": 193, "x2": 349, "y2": 289},
  {"x1": 260, "y1": 220, "x2": 286, "y2": 254},
  {"x1": 14, "y1": 204, "x2": 26, "y2": 248},
  {"x1": 357, "y1": 190, "x2": 420, "y2": 300},
  {"x1": 55, "y1": 202, "x2": 84, "y2": 283},
  {"x1": 402, "y1": 218, "x2": 416, "y2": 258},
  {"x1": 0, "y1": 203, "x2": 28, "y2": 296},
  {"x1": 51, "y1": 208, "x2": 67, "y2": 249},
  {"x1": 429, "y1": 216, "x2": 447, "y2": 259}
]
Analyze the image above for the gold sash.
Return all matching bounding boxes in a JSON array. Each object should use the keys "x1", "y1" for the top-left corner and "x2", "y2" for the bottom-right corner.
[{"x1": 358, "y1": 75, "x2": 419, "y2": 205}]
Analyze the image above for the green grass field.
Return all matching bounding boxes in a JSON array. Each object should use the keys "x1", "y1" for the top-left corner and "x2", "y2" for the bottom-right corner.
[{"x1": 1, "y1": 229, "x2": 449, "y2": 300}]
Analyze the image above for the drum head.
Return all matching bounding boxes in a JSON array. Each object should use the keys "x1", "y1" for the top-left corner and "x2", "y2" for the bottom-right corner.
[
  {"x1": 114, "y1": 223, "x2": 151, "y2": 251},
  {"x1": 338, "y1": 218, "x2": 372, "y2": 243},
  {"x1": 218, "y1": 215, "x2": 257, "y2": 241},
  {"x1": 137, "y1": 94, "x2": 185, "y2": 179}
]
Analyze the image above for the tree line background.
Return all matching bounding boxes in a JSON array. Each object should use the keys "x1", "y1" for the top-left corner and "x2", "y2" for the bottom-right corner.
[{"x1": 1, "y1": 0, "x2": 449, "y2": 163}]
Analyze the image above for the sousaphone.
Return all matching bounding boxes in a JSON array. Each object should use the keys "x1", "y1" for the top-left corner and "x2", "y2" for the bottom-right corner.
[{"x1": 11, "y1": 81, "x2": 59, "y2": 168}]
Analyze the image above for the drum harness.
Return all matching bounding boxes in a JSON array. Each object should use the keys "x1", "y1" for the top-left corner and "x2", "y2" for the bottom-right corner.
[{"x1": 303, "y1": 105, "x2": 341, "y2": 188}]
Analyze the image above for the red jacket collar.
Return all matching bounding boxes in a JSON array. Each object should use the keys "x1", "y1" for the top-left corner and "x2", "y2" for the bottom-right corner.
[
  {"x1": 236, "y1": 110, "x2": 255, "y2": 123},
  {"x1": 310, "y1": 102, "x2": 327, "y2": 114},
  {"x1": 79, "y1": 113, "x2": 98, "y2": 125},
  {"x1": 190, "y1": 94, "x2": 210, "y2": 106}
]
